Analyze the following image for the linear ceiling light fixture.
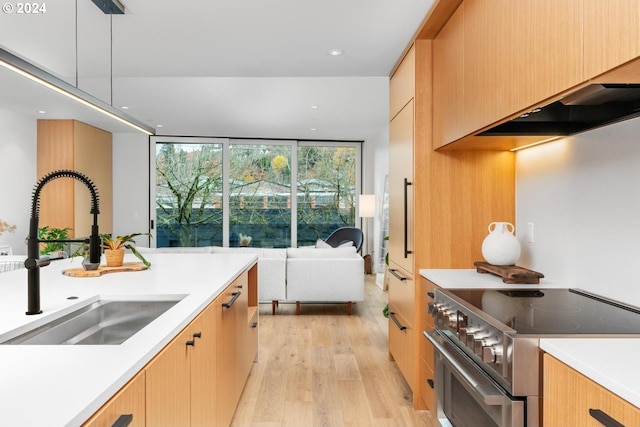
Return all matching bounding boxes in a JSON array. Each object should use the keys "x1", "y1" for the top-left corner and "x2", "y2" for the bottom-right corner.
[{"x1": 0, "y1": 48, "x2": 154, "y2": 135}]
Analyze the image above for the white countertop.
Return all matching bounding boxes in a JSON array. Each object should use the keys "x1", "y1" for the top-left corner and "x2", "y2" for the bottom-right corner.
[
  {"x1": 419, "y1": 268, "x2": 566, "y2": 289},
  {"x1": 540, "y1": 338, "x2": 640, "y2": 408},
  {"x1": 420, "y1": 268, "x2": 640, "y2": 408},
  {"x1": 0, "y1": 253, "x2": 257, "y2": 427}
]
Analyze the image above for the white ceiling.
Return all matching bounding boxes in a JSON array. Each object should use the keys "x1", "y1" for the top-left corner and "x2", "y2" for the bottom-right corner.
[{"x1": 0, "y1": 0, "x2": 434, "y2": 140}]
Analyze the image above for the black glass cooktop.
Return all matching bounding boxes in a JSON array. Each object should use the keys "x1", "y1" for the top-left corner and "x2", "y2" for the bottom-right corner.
[{"x1": 448, "y1": 288, "x2": 640, "y2": 335}]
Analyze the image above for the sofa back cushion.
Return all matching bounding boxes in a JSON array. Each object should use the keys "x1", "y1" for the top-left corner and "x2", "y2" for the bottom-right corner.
[
  {"x1": 136, "y1": 246, "x2": 214, "y2": 254},
  {"x1": 211, "y1": 246, "x2": 287, "y2": 259},
  {"x1": 286, "y1": 246, "x2": 358, "y2": 259}
]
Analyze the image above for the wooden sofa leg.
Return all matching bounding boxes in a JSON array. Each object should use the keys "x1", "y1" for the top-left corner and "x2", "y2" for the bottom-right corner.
[
  {"x1": 347, "y1": 301, "x2": 352, "y2": 315},
  {"x1": 296, "y1": 301, "x2": 301, "y2": 315},
  {"x1": 271, "y1": 300, "x2": 278, "y2": 315}
]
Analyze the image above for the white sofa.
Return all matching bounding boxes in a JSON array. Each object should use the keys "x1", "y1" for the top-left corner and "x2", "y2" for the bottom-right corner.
[
  {"x1": 285, "y1": 246, "x2": 364, "y2": 314},
  {"x1": 137, "y1": 245, "x2": 364, "y2": 314}
]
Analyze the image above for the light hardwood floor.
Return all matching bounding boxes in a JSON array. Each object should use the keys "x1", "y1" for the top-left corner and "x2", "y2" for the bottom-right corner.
[{"x1": 231, "y1": 274, "x2": 437, "y2": 427}]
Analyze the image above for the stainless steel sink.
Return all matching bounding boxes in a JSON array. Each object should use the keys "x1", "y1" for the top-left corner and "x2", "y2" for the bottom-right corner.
[{"x1": 1, "y1": 298, "x2": 184, "y2": 345}]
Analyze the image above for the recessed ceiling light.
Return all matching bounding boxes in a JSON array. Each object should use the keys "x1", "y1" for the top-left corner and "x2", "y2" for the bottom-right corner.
[
  {"x1": 310, "y1": 128, "x2": 317, "y2": 131},
  {"x1": 327, "y1": 49, "x2": 344, "y2": 56},
  {"x1": 156, "y1": 124, "x2": 163, "y2": 128},
  {"x1": 120, "y1": 106, "x2": 129, "y2": 110},
  {"x1": 38, "y1": 110, "x2": 46, "y2": 114},
  {"x1": 310, "y1": 105, "x2": 318, "y2": 109}
]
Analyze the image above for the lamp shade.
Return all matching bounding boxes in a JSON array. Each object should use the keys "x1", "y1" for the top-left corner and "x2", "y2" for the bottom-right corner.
[{"x1": 358, "y1": 194, "x2": 376, "y2": 218}]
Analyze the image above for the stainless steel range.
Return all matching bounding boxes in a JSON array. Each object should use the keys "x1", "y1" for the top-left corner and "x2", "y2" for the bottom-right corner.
[{"x1": 424, "y1": 287, "x2": 640, "y2": 427}]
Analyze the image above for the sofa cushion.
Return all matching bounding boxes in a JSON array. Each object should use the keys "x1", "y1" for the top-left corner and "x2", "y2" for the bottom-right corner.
[
  {"x1": 210, "y1": 246, "x2": 286, "y2": 259},
  {"x1": 286, "y1": 246, "x2": 357, "y2": 259},
  {"x1": 136, "y1": 246, "x2": 213, "y2": 254},
  {"x1": 315, "y1": 239, "x2": 332, "y2": 249}
]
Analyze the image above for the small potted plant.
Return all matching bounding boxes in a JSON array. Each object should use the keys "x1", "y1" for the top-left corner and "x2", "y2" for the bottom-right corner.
[{"x1": 101, "y1": 233, "x2": 152, "y2": 268}]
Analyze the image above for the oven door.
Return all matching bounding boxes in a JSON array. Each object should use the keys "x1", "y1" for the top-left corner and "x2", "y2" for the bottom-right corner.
[{"x1": 425, "y1": 330, "x2": 525, "y2": 427}]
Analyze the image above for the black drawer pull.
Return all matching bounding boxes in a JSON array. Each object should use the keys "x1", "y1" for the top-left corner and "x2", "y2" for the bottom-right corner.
[
  {"x1": 222, "y1": 291, "x2": 241, "y2": 308},
  {"x1": 251, "y1": 321, "x2": 258, "y2": 328},
  {"x1": 427, "y1": 379, "x2": 435, "y2": 389},
  {"x1": 388, "y1": 269, "x2": 407, "y2": 281},
  {"x1": 389, "y1": 311, "x2": 407, "y2": 331},
  {"x1": 427, "y1": 291, "x2": 435, "y2": 299},
  {"x1": 112, "y1": 414, "x2": 133, "y2": 427},
  {"x1": 186, "y1": 339, "x2": 195, "y2": 346},
  {"x1": 589, "y1": 409, "x2": 625, "y2": 427},
  {"x1": 193, "y1": 332, "x2": 202, "y2": 339}
]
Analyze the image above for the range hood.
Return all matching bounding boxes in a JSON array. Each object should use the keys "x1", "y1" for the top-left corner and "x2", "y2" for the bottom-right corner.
[{"x1": 478, "y1": 83, "x2": 640, "y2": 137}]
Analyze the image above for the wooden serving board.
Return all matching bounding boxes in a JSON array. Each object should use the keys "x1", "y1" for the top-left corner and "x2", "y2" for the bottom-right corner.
[
  {"x1": 474, "y1": 261, "x2": 544, "y2": 284},
  {"x1": 62, "y1": 262, "x2": 148, "y2": 277}
]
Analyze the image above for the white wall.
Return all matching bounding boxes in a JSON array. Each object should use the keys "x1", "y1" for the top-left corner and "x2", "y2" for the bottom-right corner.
[
  {"x1": 516, "y1": 116, "x2": 640, "y2": 307},
  {"x1": 0, "y1": 108, "x2": 37, "y2": 255}
]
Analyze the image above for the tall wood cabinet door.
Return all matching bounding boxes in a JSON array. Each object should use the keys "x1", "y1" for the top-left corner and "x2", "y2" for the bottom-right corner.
[
  {"x1": 82, "y1": 371, "x2": 146, "y2": 427},
  {"x1": 146, "y1": 327, "x2": 192, "y2": 427},
  {"x1": 543, "y1": 354, "x2": 640, "y2": 427},
  {"x1": 37, "y1": 120, "x2": 113, "y2": 238},
  {"x1": 584, "y1": 0, "x2": 640, "y2": 79},
  {"x1": 216, "y1": 287, "x2": 239, "y2": 427},
  {"x1": 433, "y1": 3, "x2": 465, "y2": 148},
  {"x1": 191, "y1": 303, "x2": 218, "y2": 427},
  {"x1": 389, "y1": 100, "x2": 414, "y2": 275}
]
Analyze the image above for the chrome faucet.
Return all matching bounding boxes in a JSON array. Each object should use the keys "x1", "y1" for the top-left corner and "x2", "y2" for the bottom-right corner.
[{"x1": 24, "y1": 170, "x2": 101, "y2": 315}]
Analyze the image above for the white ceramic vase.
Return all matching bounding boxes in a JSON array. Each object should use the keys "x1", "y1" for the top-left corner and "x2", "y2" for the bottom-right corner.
[{"x1": 481, "y1": 222, "x2": 521, "y2": 266}]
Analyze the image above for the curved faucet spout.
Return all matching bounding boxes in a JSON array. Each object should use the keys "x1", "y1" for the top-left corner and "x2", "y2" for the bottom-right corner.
[{"x1": 25, "y1": 169, "x2": 101, "y2": 315}]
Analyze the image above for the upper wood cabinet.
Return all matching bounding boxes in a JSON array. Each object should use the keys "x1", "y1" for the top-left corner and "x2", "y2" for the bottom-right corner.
[
  {"x1": 389, "y1": 45, "x2": 415, "y2": 120},
  {"x1": 583, "y1": 0, "x2": 640, "y2": 79},
  {"x1": 37, "y1": 120, "x2": 113, "y2": 237},
  {"x1": 432, "y1": 0, "x2": 640, "y2": 149},
  {"x1": 433, "y1": 4, "x2": 465, "y2": 145}
]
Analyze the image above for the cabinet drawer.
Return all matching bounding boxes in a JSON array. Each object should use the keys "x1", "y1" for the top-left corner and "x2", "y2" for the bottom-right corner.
[
  {"x1": 388, "y1": 304, "x2": 414, "y2": 388},
  {"x1": 388, "y1": 265, "x2": 414, "y2": 323},
  {"x1": 419, "y1": 357, "x2": 436, "y2": 412}
]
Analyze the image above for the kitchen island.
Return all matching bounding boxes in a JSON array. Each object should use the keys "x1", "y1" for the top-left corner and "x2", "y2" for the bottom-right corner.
[{"x1": 0, "y1": 253, "x2": 258, "y2": 426}]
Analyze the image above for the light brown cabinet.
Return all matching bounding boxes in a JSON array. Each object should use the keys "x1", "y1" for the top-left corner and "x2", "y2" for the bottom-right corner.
[
  {"x1": 543, "y1": 353, "x2": 640, "y2": 427},
  {"x1": 37, "y1": 120, "x2": 112, "y2": 237},
  {"x1": 83, "y1": 263, "x2": 258, "y2": 427},
  {"x1": 387, "y1": 37, "x2": 515, "y2": 410},
  {"x1": 389, "y1": 45, "x2": 415, "y2": 120},
  {"x1": 217, "y1": 268, "x2": 259, "y2": 427},
  {"x1": 388, "y1": 99, "x2": 414, "y2": 276},
  {"x1": 583, "y1": 0, "x2": 640, "y2": 80},
  {"x1": 387, "y1": 261, "x2": 415, "y2": 386},
  {"x1": 81, "y1": 372, "x2": 146, "y2": 427},
  {"x1": 146, "y1": 299, "x2": 217, "y2": 427},
  {"x1": 432, "y1": 4, "x2": 465, "y2": 145},
  {"x1": 432, "y1": 0, "x2": 640, "y2": 150}
]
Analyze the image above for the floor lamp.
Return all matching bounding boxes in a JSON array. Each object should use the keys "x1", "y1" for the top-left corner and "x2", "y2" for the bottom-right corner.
[{"x1": 359, "y1": 194, "x2": 376, "y2": 273}]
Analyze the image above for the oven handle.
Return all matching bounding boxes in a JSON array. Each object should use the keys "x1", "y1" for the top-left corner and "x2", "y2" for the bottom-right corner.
[{"x1": 425, "y1": 330, "x2": 505, "y2": 406}]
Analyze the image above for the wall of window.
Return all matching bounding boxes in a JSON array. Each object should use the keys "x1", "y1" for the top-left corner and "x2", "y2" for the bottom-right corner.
[{"x1": 151, "y1": 137, "x2": 361, "y2": 248}]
